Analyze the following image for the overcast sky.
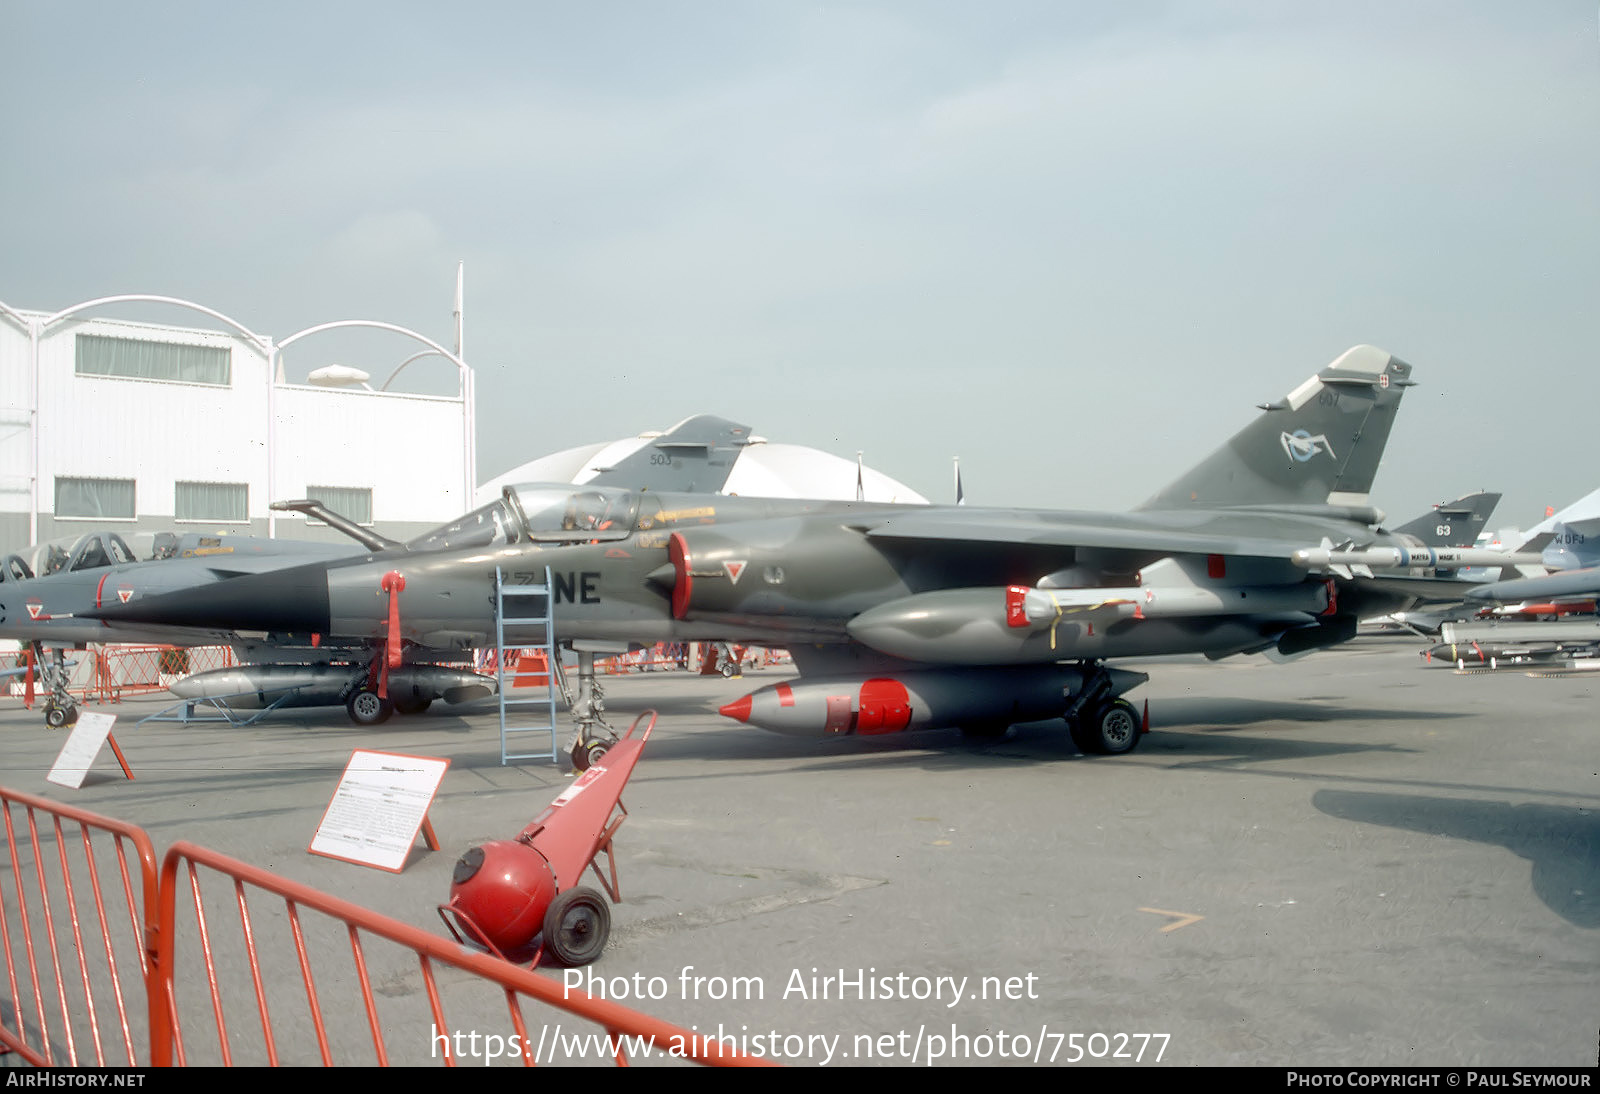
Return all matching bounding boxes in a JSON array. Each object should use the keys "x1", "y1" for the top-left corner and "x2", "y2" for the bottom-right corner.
[{"x1": 3, "y1": 2, "x2": 1595, "y2": 530}]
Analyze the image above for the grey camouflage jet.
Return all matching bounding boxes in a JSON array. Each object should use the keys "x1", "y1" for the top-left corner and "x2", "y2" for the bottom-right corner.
[{"x1": 88, "y1": 346, "x2": 1513, "y2": 760}]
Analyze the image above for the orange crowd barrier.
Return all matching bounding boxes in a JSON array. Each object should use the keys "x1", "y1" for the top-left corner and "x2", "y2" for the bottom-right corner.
[
  {"x1": 0, "y1": 786, "x2": 160, "y2": 1066},
  {"x1": 0, "y1": 787, "x2": 770, "y2": 1067}
]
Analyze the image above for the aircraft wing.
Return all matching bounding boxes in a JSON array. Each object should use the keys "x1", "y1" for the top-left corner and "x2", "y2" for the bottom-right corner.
[
  {"x1": 1465, "y1": 567, "x2": 1600, "y2": 604},
  {"x1": 859, "y1": 508, "x2": 1352, "y2": 566}
]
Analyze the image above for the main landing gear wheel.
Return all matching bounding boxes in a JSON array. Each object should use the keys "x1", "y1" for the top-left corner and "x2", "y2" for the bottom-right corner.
[
  {"x1": 346, "y1": 688, "x2": 394, "y2": 726},
  {"x1": 1074, "y1": 698, "x2": 1141, "y2": 756},
  {"x1": 542, "y1": 886, "x2": 611, "y2": 967},
  {"x1": 570, "y1": 736, "x2": 614, "y2": 772},
  {"x1": 44, "y1": 701, "x2": 78, "y2": 730}
]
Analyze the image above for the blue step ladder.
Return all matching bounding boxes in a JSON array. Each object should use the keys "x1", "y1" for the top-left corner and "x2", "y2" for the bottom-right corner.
[{"x1": 494, "y1": 566, "x2": 560, "y2": 764}]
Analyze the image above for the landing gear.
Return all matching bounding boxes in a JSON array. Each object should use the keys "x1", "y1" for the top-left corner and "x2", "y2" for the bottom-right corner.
[
  {"x1": 346, "y1": 688, "x2": 394, "y2": 726},
  {"x1": 1064, "y1": 661, "x2": 1146, "y2": 756},
  {"x1": 562, "y1": 649, "x2": 618, "y2": 770},
  {"x1": 1082, "y1": 698, "x2": 1141, "y2": 755},
  {"x1": 542, "y1": 887, "x2": 611, "y2": 967},
  {"x1": 570, "y1": 736, "x2": 613, "y2": 772},
  {"x1": 33, "y1": 644, "x2": 80, "y2": 730}
]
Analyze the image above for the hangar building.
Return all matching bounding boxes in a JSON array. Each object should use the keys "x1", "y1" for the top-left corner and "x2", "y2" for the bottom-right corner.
[{"x1": 0, "y1": 296, "x2": 474, "y2": 554}]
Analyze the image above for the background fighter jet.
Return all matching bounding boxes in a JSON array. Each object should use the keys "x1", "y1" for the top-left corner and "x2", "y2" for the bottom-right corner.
[
  {"x1": 1391, "y1": 491, "x2": 1501, "y2": 549},
  {"x1": 88, "y1": 344, "x2": 1511, "y2": 763},
  {"x1": 1465, "y1": 517, "x2": 1600, "y2": 612},
  {"x1": 0, "y1": 415, "x2": 764, "y2": 727}
]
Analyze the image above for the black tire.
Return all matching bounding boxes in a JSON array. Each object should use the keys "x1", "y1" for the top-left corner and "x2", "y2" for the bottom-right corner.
[
  {"x1": 346, "y1": 688, "x2": 394, "y2": 726},
  {"x1": 571, "y1": 737, "x2": 612, "y2": 771},
  {"x1": 542, "y1": 887, "x2": 611, "y2": 967},
  {"x1": 45, "y1": 702, "x2": 75, "y2": 730},
  {"x1": 393, "y1": 697, "x2": 432, "y2": 716},
  {"x1": 1089, "y1": 698, "x2": 1142, "y2": 756}
]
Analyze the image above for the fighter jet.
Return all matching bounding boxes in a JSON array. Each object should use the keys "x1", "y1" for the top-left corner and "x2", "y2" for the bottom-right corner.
[
  {"x1": 1464, "y1": 517, "x2": 1600, "y2": 614},
  {"x1": 0, "y1": 415, "x2": 766, "y2": 727},
  {"x1": 86, "y1": 345, "x2": 1514, "y2": 763},
  {"x1": 1391, "y1": 492, "x2": 1501, "y2": 549},
  {"x1": 0, "y1": 523, "x2": 362, "y2": 726},
  {"x1": 1358, "y1": 491, "x2": 1504, "y2": 634}
]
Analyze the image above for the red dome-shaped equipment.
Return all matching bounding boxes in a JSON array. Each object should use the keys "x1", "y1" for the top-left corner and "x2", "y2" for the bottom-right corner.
[{"x1": 442, "y1": 839, "x2": 557, "y2": 955}]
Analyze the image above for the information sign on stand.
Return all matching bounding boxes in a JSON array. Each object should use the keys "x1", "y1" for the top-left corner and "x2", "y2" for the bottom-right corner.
[
  {"x1": 309, "y1": 750, "x2": 449, "y2": 873},
  {"x1": 47, "y1": 712, "x2": 134, "y2": 788}
]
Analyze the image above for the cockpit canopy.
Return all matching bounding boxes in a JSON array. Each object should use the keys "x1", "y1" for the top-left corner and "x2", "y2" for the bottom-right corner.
[
  {"x1": 0, "y1": 532, "x2": 141, "y2": 582},
  {"x1": 405, "y1": 485, "x2": 665, "y2": 553}
]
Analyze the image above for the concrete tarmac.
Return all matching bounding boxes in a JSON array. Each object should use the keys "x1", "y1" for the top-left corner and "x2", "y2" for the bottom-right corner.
[{"x1": 1, "y1": 636, "x2": 1595, "y2": 1067}]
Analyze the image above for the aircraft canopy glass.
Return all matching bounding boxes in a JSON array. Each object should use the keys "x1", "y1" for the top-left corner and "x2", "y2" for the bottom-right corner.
[
  {"x1": 407, "y1": 485, "x2": 658, "y2": 553},
  {"x1": 0, "y1": 533, "x2": 142, "y2": 582}
]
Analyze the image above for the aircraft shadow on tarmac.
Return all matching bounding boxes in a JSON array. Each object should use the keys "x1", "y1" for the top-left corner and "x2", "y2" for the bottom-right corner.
[
  {"x1": 1152, "y1": 695, "x2": 1464, "y2": 728},
  {"x1": 1312, "y1": 789, "x2": 1600, "y2": 928}
]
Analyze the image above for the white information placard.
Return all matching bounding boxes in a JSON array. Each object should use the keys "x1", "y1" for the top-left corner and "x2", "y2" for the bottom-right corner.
[
  {"x1": 47, "y1": 712, "x2": 118, "y2": 789},
  {"x1": 309, "y1": 750, "x2": 450, "y2": 873}
]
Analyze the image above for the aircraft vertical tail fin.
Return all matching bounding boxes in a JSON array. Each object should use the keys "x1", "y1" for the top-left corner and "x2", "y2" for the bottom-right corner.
[
  {"x1": 1543, "y1": 518, "x2": 1600, "y2": 571},
  {"x1": 1393, "y1": 491, "x2": 1502, "y2": 548},
  {"x1": 1138, "y1": 345, "x2": 1413, "y2": 512},
  {"x1": 587, "y1": 414, "x2": 756, "y2": 494}
]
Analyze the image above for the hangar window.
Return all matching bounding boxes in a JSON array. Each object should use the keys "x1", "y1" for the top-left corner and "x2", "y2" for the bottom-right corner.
[
  {"x1": 176, "y1": 481, "x2": 248, "y2": 523},
  {"x1": 55, "y1": 477, "x2": 136, "y2": 520},
  {"x1": 76, "y1": 333, "x2": 231, "y2": 386},
  {"x1": 306, "y1": 485, "x2": 373, "y2": 526}
]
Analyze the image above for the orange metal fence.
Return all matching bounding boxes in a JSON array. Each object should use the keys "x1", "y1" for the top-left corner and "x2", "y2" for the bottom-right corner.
[
  {"x1": 7, "y1": 644, "x2": 240, "y2": 708},
  {"x1": 87, "y1": 645, "x2": 238, "y2": 704},
  {"x1": 0, "y1": 787, "x2": 159, "y2": 1066},
  {"x1": 0, "y1": 788, "x2": 769, "y2": 1067},
  {"x1": 480, "y1": 643, "x2": 793, "y2": 686},
  {"x1": 150, "y1": 841, "x2": 767, "y2": 1066}
]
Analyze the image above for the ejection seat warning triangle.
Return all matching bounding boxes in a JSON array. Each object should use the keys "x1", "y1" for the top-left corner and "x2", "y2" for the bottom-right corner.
[
  {"x1": 310, "y1": 750, "x2": 449, "y2": 873},
  {"x1": 47, "y1": 712, "x2": 132, "y2": 788}
]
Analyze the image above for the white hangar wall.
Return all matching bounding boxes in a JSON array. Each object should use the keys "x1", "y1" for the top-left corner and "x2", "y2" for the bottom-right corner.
[{"x1": 0, "y1": 302, "x2": 473, "y2": 552}]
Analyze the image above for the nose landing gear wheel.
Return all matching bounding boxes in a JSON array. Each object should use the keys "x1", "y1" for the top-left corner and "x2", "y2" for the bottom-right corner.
[
  {"x1": 44, "y1": 701, "x2": 78, "y2": 729},
  {"x1": 570, "y1": 736, "x2": 614, "y2": 771}
]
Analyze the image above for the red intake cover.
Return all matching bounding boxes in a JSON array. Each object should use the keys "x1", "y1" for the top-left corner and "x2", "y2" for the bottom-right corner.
[{"x1": 668, "y1": 533, "x2": 692, "y2": 620}]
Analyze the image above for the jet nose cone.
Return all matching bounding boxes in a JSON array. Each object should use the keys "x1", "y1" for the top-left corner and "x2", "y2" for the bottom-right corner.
[{"x1": 84, "y1": 561, "x2": 334, "y2": 633}]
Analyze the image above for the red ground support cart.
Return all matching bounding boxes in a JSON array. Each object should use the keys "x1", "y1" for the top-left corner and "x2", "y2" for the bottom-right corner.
[{"x1": 439, "y1": 710, "x2": 656, "y2": 966}]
